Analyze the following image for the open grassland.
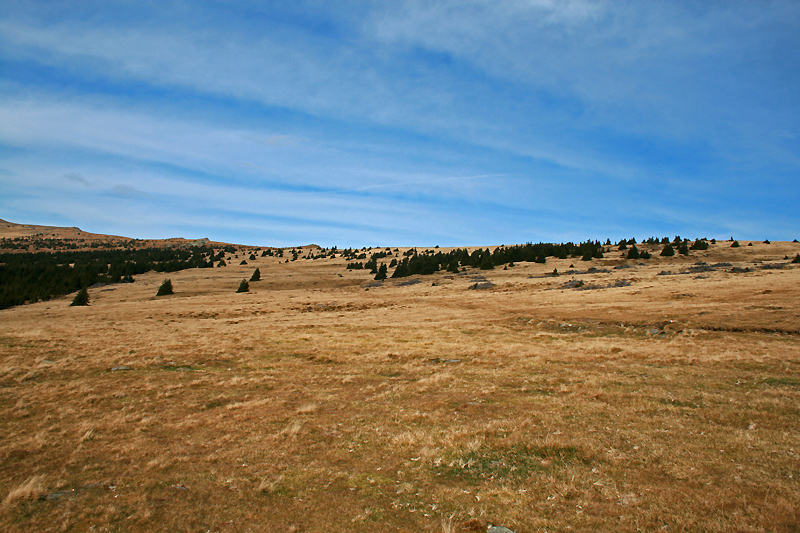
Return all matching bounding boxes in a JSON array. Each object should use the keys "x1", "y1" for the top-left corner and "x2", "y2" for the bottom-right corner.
[{"x1": 1, "y1": 241, "x2": 799, "y2": 532}]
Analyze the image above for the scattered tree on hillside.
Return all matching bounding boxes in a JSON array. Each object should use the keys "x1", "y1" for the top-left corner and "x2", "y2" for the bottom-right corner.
[
  {"x1": 250, "y1": 268, "x2": 261, "y2": 281},
  {"x1": 237, "y1": 280, "x2": 249, "y2": 293},
  {"x1": 70, "y1": 287, "x2": 89, "y2": 306},
  {"x1": 731, "y1": 241, "x2": 740, "y2": 248},
  {"x1": 157, "y1": 279, "x2": 174, "y2": 296},
  {"x1": 661, "y1": 244, "x2": 675, "y2": 256},
  {"x1": 374, "y1": 263, "x2": 388, "y2": 281}
]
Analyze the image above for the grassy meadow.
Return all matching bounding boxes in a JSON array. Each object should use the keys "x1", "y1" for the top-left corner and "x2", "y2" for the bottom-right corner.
[{"x1": 1, "y1": 240, "x2": 799, "y2": 532}]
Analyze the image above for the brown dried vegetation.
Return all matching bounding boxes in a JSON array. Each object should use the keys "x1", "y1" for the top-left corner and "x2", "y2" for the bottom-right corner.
[{"x1": 1, "y1": 238, "x2": 799, "y2": 532}]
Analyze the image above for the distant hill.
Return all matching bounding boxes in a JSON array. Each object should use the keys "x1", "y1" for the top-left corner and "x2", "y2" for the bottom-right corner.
[{"x1": 0, "y1": 219, "x2": 218, "y2": 252}]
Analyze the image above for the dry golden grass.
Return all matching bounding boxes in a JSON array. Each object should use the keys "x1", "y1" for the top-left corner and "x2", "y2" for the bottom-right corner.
[
  {"x1": 1, "y1": 240, "x2": 799, "y2": 531},
  {"x1": 2, "y1": 475, "x2": 47, "y2": 508}
]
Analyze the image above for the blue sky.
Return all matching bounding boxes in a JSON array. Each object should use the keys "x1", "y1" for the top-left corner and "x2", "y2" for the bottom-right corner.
[{"x1": 1, "y1": 1, "x2": 798, "y2": 247}]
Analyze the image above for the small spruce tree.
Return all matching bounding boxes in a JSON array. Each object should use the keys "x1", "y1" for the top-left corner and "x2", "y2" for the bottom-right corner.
[
  {"x1": 660, "y1": 244, "x2": 675, "y2": 256},
  {"x1": 237, "y1": 280, "x2": 249, "y2": 293},
  {"x1": 157, "y1": 279, "x2": 174, "y2": 296},
  {"x1": 70, "y1": 287, "x2": 89, "y2": 306},
  {"x1": 627, "y1": 245, "x2": 640, "y2": 259},
  {"x1": 250, "y1": 268, "x2": 261, "y2": 281},
  {"x1": 374, "y1": 263, "x2": 388, "y2": 281},
  {"x1": 731, "y1": 241, "x2": 740, "y2": 248}
]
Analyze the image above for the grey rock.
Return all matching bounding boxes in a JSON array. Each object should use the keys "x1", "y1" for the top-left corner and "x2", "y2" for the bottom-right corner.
[{"x1": 560, "y1": 279, "x2": 584, "y2": 289}]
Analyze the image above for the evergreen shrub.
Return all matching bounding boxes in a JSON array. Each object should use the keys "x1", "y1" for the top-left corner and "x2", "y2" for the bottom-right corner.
[
  {"x1": 70, "y1": 288, "x2": 89, "y2": 306},
  {"x1": 157, "y1": 279, "x2": 174, "y2": 296}
]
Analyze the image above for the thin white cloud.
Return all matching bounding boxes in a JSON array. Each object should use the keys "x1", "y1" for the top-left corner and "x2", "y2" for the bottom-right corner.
[
  {"x1": 0, "y1": 9, "x2": 633, "y2": 176},
  {"x1": 62, "y1": 172, "x2": 91, "y2": 186},
  {"x1": 1, "y1": 1, "x2": 798, "y2": 245}
]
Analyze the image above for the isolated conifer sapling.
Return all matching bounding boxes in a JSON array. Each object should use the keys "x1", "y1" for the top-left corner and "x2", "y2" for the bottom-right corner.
[
  {"x1": 157, "y1": 279, "x2": 174, "y2": 296},
  {"x1": 237, "y1": 280, "x2": 249, "y2": 293},
  {"x1": 70, "y1": 287, "x2": 90, "y2": 306},
  {"x1": 374, "y1": 263, "x2": 388, "y2": 281},
  {"x1": 250, "y1": 268, "x2": 261, "y2": 282}
]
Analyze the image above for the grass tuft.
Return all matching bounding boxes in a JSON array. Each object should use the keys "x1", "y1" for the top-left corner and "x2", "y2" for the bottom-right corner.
[
  {"x1": 434, "y1": 443, "x2": 590, "y2": 483},
  {"x1": 3, "y1": 475, "x2": 47, "y2": 507}
]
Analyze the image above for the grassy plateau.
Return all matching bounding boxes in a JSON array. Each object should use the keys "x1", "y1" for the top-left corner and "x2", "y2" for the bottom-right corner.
[{"x1": 1, "y1": 237, "x2": 799, "y2": 532}]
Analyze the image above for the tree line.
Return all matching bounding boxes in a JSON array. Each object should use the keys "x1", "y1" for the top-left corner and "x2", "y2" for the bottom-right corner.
[
  {"x1": 0, "y1": 246, "x2": 214, "y2": 309},
  {"x1": 345, "y1": 241, "x2": 605, "y2": 280},
  {"x1": 355, "y1": 238, "x2": 722, "y2": 280}
]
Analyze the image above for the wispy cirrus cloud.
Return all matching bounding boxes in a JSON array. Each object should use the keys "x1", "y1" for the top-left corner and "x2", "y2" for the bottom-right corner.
[{"x1": 1, "y1": 1, "x2": 798, "y2": 246}]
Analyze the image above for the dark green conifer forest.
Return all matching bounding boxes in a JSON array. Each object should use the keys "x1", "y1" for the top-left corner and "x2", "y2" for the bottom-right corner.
[{"x1": 0, "y1": 246, "x2": 213, "y2": 309}]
